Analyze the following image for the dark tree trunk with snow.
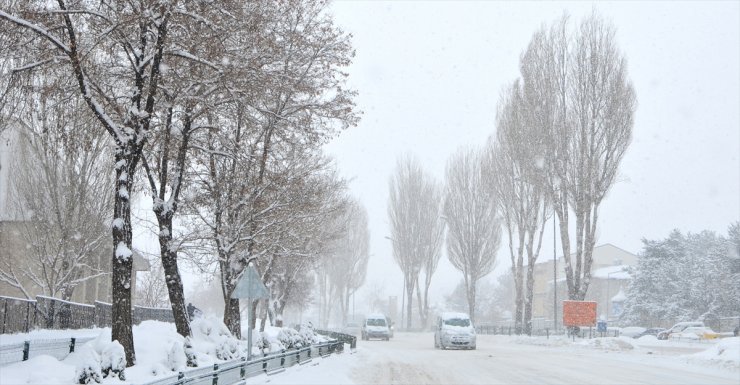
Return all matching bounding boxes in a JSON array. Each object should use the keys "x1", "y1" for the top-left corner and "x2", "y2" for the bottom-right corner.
[{"x1": 111, "y1": 151, "x2": 139, "y2": 366}]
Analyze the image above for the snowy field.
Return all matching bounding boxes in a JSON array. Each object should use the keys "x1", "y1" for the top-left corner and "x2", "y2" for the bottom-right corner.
[{"x1": 1, "y1": 326, "x2": 738, "y2": 385}]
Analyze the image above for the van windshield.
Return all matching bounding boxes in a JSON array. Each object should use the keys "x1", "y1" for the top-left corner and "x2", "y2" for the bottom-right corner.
[
  {"x1": 367, "y1": 318, "x2": 386, "y2": 326},
  {"x1": 444, "y1": 318, "x2": 470, "y2": 327}
]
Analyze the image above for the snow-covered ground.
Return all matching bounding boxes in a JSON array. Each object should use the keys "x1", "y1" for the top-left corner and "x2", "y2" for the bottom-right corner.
[
  {"x1": 252, "y1": 333, "x2": 739, "y2": 385},
  {"x1": 1, "y1": 328, "x2": 738, "y2": 384},
  {"x1": 0, "y1": 317, "x2": 323, "y2": 385}
]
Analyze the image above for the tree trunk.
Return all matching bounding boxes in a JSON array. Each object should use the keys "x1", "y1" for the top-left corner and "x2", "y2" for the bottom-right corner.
[
  {"x1": 157, "y1": 216, "x2": 193, "y2": 345},
  {"x1": 223, "y1": 298, "x2": 241, "y2": 339},
  {"x1": 467, "y1": 278, "x2": 477, "y2": 325},
  {"x1": 415, "y1": 280, "x2": 426, "y2": 329},
  {"x1": 111, "y1": 152, "x2": 136, "y2": 366},
  {"x1": 524, "y1": 264, "x2": 535, "y2": 335},
  {"x1": 405, "y1": 277, "x2": 414, "y2": 329}
]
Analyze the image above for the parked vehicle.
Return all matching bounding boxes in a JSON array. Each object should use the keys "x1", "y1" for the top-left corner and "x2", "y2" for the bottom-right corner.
[
  {"x1": 634, "y1": 328, "x2": 666, "y2": 339},
  {"x1": 670, "y1": 326, "x2": 720, "y2": 340},
  {"x1": 343, "y1": 322, "x2": 361, "y2": 336},
  {"x1": 434, "y1": 312, "x2": 476, "y2": 350},
  {"x1": 619, "y1": 326, "x2": 646, "y2": 338},
  {"x1": 362, "y1": 314, "x2": 390, "y2": 341},
  {"x1": 657, "y1": 322, "x2": 705, "y2": 340}
]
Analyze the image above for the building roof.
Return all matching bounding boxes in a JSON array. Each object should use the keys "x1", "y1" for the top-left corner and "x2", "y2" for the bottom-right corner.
[{"x1": 592, "y1": 265, "x2": 631, "y2": 280}]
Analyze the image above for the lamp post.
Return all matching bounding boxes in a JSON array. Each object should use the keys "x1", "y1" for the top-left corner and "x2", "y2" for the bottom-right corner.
[{"x1": 553, "y1": 214, "x2": 557, "y2": 331}]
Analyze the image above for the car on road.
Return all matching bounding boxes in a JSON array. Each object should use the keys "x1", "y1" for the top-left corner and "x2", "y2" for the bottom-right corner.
[
  {"x1": 619, "y1": 326, "x2": 646, "y2": 338},
  {"x1": 657, "y1": 321, "x2": 705, "y2": 340},
  {"x1": 362, "y1": 314, "x2": 390, "y2": 341},
  {"x1": 634, "y1": 328, "x2": 666, "y2": 339},
  {"x1": 434, "y1": 312, "x2": 476, "y2": 350},
  {"x1": 343, "y1": 322, "x2": 361, "y2": 336}
]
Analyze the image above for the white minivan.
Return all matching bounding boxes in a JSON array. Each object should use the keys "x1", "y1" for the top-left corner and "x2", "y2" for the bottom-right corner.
[
  {"x1": 362, "y1": 313, "x2": 391, "y2": 341},
  {"x1": 434, "y1": 312, "x2": 476, "y2": 350}
]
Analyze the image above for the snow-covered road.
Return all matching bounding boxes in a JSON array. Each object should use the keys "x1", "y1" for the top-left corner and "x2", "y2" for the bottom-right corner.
[{"x1": 253, "y1": 332, "x2": 739, "y2": 385}]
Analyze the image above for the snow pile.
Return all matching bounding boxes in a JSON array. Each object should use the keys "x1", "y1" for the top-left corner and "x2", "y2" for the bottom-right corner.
[
  {"x1": 0, "y1": 355, "x2": 75, "y2": 385},
  {"x1": 75, "y1": 333, "x2": 126, "y2": 383},
  {"x1": 687, "y1": 337, "x2": 740, "y2": 370},
  {"x1": 576, "y1": 336, "x2": 638, "y2": 351},
  {"x1": 0, "y1": 319, "x2": 324, "y2": 384},
  {"x1": 513, "y1": 335, "x2": 572, "y2": 347},
  {"x1": 190, "y1": 316, "x2": 248, "y2": 361}
]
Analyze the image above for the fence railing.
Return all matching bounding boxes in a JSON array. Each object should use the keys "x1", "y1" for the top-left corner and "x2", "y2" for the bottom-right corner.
[
  {"x1": 315, "y1": 329, "x2": 357, "y2": 349},
  {"x1": 0, "y1": 295, "x2": 174, "y2": 334},
  {"x1": 138, "y1": 340, "x2": 345, "y2": 385},
  {"x1": 0, "y1": 336, "x2": 95, "y2": 366}
]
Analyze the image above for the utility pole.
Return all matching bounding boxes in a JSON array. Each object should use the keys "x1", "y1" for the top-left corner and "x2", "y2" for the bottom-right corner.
[{"x1": 553, "y1": 214, "x2": 557, "y2": 332}]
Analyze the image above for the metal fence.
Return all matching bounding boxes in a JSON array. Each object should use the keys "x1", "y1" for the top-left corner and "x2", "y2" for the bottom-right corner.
[
  {"x1": 138, "y1": 340, "x2": 345, "y2": 385},
  {"x1": 0, "y1": 336, "x2": 95, "y2": 366},
  {"x1": 0, "y1": 295, "x2": 175, "y2": 334}
]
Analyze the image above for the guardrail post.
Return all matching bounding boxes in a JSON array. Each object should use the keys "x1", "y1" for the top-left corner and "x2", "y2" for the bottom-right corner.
[
  {"x1": 240, "y1": 357, "x2": 246, "y2": 379},
  {"x1": 22, "y1": 341, "x2": 30, "y2": 361},
  {"x1": 212, "y1": 363, "x2": 219, "y2": 385},
  {"x1": 69, "y1": 338, "x2": 76, "y2": 353}
]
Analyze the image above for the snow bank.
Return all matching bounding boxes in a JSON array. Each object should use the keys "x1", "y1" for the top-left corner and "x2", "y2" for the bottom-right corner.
[
  {"x1": 576, "y1": 336, "x2": 638, "y2": 351},
  {"x1": 0, "y1": 355, "x2": 75, "y2": 384},
  {"x1": 0, "y1": 318, "x2": 324, "y2": 384},
  {"x1": 687, "y1": 337, "x2": 740, "y2": 370}
]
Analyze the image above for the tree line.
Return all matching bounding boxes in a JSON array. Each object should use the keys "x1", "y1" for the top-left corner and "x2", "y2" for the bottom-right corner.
[
  {"x1": 0, "y1": 0, "x2": 368, "y2": 367},
  {"x1": 388, "y1": 12, "x2": 636, "y2": 335}
]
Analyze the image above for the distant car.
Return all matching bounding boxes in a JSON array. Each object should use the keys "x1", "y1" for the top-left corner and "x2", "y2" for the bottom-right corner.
[
  {"x1": 634, "y1": 328, "x2": 666, "y2": 339},
  {"x1": 657, "y1": 322, "x2": 705, "y2": 340},
  {"x1": 362, "y1": 314, "x2": 390, "y2": 341},
  {"x1": 670, "y1": 326, "x2": 720, "y2": 340},
  {"x1": 434, "y1": 312, "x2": 476, "y2": 350},
  {"x1": 619, "y1": 326, "x2": 647, "y2": 338},
  {"x1": 343, "y1": 322, "x2": 361, "y2": 336}
]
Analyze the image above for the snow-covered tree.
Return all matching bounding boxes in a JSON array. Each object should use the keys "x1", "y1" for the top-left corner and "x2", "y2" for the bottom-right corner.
[
  {"x1": 484, "y1": 80, "x2": 550, "y2": 335},
  {"x1": 2, "y1": 91, "x2": 112, "y2": 301},
  {"x1": 388, "y1": 155, "x2": 445, "y2": 329},
  {"x1": 622, "y1": 225, "x2": 740, "y2": 326},
  {"x1": 519, "y1": 13, "x2": 636, "y2": 302},
  {"x1": 443, "y1": 147, "x2": 501, "y2": 324}
]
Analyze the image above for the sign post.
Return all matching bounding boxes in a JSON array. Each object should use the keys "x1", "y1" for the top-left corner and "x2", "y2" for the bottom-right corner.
[
  {"x1": 230, "y1": 264, "x2": 269, "y2": 361},
  {"x1": 562, "y1": 300, "x2": 597, "y2": 340}
]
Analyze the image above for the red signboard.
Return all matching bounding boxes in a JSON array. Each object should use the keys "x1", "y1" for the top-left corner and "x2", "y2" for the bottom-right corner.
[{"x1": 562, "y1": 300, "x2": 597, "y2": 327}]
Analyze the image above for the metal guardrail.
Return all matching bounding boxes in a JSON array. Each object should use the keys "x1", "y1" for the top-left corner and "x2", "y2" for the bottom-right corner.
[
  {"x1": 137, "y1": 340, "x2": 344, "y2": 385},
  {"x1": 0, "y1": 336, "x2": 95, "y2": 366},
  {"x1": 314, "y1": 329, "x2": 357, "y2": 349}
]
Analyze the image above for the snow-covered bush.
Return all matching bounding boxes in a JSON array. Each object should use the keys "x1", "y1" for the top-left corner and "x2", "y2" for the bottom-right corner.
[
  {"x1": 190, "y1": 316, "x2": 248, "y2": 361},
  {"x1": 277, "y1": 327, "x2": 316, "y2": 349},
  {"x1": 167, "y1": 341, "x2": 187, "y2": 371},
  {"x1": 75, "y1": 334, "x2": 126, "y2": 383},
  {"x1": 100, "y1": 341, "x2": 126, "y2": 380},
  {"x1": 75, "y1": 348, "x2": 102, "y2": 384}
]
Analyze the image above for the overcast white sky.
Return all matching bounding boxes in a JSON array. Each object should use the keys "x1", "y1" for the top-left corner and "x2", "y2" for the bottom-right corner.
[{"x1": 322, "y1": 1, "x2": 740, "y2": 309}]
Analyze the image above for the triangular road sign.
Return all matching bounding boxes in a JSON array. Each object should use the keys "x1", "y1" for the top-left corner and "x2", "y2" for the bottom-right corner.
[{"x1": 230, "y1": 265, "x2": 269, "y2": 299}]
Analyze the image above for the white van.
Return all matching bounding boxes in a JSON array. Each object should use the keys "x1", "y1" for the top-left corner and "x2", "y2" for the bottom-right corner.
[
  {"x1": 434, "y1": 312, "x2": 476, "y2": 350},
  {"x1": 362, "y1": 313, "x2": 390, "y2": 341}
]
